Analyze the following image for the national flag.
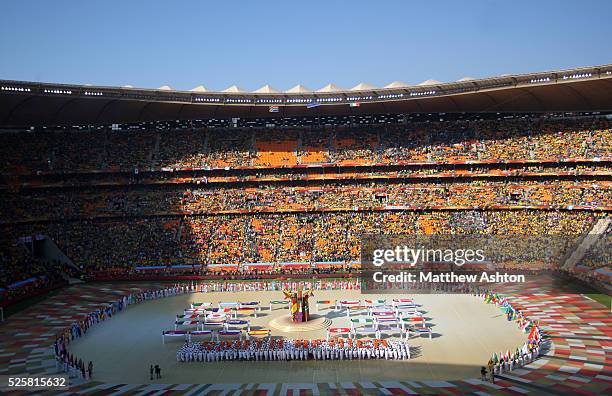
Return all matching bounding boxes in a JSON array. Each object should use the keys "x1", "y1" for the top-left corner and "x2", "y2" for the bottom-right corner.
[
  {"x1": 528, "y1": 325, "x2": 540, "y2": 341},
  {"x1": 534, "y1": 326, "x2": 541, "y2": 341},
  {"x1": 269, "y1": 106, "x2": 279, "y2": 113},
  {"x1": 307, "y1": 102, "x2": 321, "y2": 109},
  {"x1": 349, "y1": 102, "x2": 361, "y2": 107}
]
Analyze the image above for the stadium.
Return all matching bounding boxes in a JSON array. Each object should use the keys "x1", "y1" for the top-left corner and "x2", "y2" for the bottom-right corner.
[
  {"x1": 1, "y1": 2, "x2": 611, "y2": 394},
  {"x1": 1, "y1": 63, "x2": 610, "y2": 395}
]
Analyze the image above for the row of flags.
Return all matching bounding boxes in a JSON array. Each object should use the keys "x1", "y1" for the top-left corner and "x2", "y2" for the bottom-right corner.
[
  {"x1": 491, "y1": 347, "x2": 523, "y2": 364},
  {"x1": 482, "y1": 290, "x2": 542, "y2": 366}
]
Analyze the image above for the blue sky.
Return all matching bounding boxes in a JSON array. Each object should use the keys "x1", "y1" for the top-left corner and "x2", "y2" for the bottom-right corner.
[{"x1": 1, "y1": 0, "x2": 610, "y2": 91}]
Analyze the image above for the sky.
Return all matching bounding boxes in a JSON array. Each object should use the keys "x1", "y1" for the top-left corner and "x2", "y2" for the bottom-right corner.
[{"x1": 1, "y1": 0, "x2": 610, "y2": 91}]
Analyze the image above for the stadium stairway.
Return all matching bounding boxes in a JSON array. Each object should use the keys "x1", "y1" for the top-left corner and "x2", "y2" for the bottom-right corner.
[
  {"x1": 28, "y1": 235, "x2": 83, "y2": 284},
  {"x1": 561, "y1": 216, "x2": 611, "y2": 271}
]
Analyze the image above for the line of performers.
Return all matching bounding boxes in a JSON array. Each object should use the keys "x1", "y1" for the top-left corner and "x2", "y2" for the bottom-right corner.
[{"x1": 176, "y1": 338, "x2": 411, "y2": 362}]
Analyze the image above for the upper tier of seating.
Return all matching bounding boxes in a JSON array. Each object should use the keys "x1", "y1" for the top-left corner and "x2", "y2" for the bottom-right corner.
[{"x1": 1, "y1": 118, "x2": 610, "y2": 174}]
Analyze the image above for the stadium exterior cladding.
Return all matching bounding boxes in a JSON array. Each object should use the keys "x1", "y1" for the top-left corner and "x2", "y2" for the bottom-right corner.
[{"x1": 0, "y1": 64, "x2": 611, "y2": 127}]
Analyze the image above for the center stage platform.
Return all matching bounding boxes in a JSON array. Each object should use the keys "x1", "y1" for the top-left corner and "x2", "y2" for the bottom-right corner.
[{"x1": 268, "y1": 314, "x2": 332, "y2": 332}]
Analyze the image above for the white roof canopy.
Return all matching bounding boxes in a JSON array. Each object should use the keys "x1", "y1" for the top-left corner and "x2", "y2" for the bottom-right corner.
[
  {"x1": 157, "y1": 85, "x2": 173, "y2": 90},
  {"x1": 417, "y1": 79, "x2": 442, "y2": 86},
  {"x1": 384, "y1": 81, "x2": 409, "y2": 89},
  {"x1": 350, "y1": 82, "x2": 377, "y2": 91},
  {"x1": 457, "y1": 77, "x2": 475, "y2": 82},
  {"x1": 285, "y1": 84, "x2": 313, "y2": 93},
  {"x1": 317, "y1": 83, "x2": 343, "y2": 92},
  {"x1": 190, "y1": 85, "x2": 209, "y2": 92},
  {"x1": 253, "y1": 84, "x2": 280, "y2": 94},
  {"x1": 223, "y1": 85, "x2": 246, "y2": 93}
]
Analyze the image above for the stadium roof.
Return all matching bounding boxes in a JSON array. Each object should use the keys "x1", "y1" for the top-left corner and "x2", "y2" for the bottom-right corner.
[{"x1": 0, "y1": 64, "x2": 611, "y2": 126}]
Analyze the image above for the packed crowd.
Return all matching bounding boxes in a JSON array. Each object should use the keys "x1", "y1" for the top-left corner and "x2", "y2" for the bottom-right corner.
[
  {"x1": 565, "y1": 226, "x2": 612, "y2": 290},
  {"x1": 2, "y1": 210, "x2": 604, "y2": 273},
  {"x1": 6, "y1": 162, "x2": 607, "y2": 192},
  {"x1": 380, "y1": 119, "x2": 610, "y2": 163},
  {"x1": 0, "y1": 118, "x2": 609, "y2": 173},
  {"x1": 2, "y1": 180, "x2": 610, "y2": 223},
  {"x1": 579, "y1": 230, "x2": 611, "y2": 270},
  {"x1": 0, "y1": 233, "x2": 68, "y2": 305},
  {"x1": 0, "y1": 235, "x2": 42, "y2": 286},
  {"x1": 1, "y1": 117, "x2": 610, "y2": 299}
]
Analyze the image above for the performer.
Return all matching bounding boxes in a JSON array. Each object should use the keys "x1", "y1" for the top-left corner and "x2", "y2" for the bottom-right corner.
[
  {"x1": 301, "y1": 289, "x2": 314, "y2": 322},
  {"x1": 283, "y1": 288, "x2": 313, "y2": 322},
  {"x1": 291, "y1": 293, "x2": 299, "y2": 321},
  {"x1": 282, "y1": 289, "x2": 298, "y2": 322}
]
